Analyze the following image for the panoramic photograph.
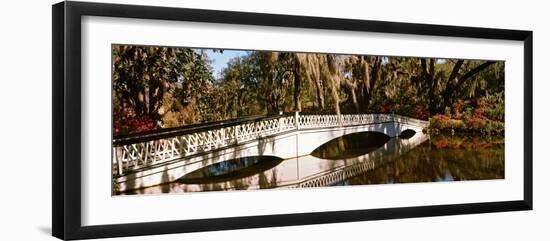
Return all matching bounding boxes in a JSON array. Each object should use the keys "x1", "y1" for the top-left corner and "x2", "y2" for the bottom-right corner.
[{"x1": 111, "y1": 45, "x2": 505, "y2": 195}]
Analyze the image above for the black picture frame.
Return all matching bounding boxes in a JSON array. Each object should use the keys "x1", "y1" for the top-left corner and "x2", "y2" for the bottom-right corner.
[{"x1": 52, "y1": 1, "x2": 533, "y2": 240}]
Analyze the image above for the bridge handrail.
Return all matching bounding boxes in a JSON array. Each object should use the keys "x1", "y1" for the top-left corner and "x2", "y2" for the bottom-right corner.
[
  {"x1": 113, "y1": 114, "x2": 293, "y2": 146},
  {"x1": 113, "y1": 112, "x2": 426, "y2": 146},
  {"x1": 112, "y1": 115, "x2": 298, "y2": 175},
  {"x1": 112, "y1": 113, "x2": 427, "y2": 175}
]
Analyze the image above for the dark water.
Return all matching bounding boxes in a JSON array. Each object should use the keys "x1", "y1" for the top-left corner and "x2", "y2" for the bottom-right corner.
[
  {"x1": 178, "y1": 156, "x2": 283, "y2": 184},
  {"x1": 311, "y1": 132, "x2": 390, "y2": 159},
  {"x1": 342, "y1": 135, "x2": 504, "y2": 186},
  {"x1": 130, "y1": 132, "x2": 504, "y2": 194}
]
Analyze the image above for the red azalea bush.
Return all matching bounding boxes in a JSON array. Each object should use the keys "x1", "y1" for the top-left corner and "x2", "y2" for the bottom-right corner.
[
  {"x1": 413, "y1": 106, "x2": 430, "y2": 120},
  {"x1": 377, "y1": 103, "x2": 394, "y2": 113},
  {"x1": 429, "y1": 114, "x2": 466, "y2": 132},
  {"x1": 430, "y1": 111, "x2": 503, "y2": 136},
  {"x1": 463, "y1": 113, "x2": 504, "y2": 135},
  {"x1": 113, "y1": 110, "x2": 158, "y2": 136},
  {"x1": 376, "y1": 103, "x2": 429, "y2": 121}
]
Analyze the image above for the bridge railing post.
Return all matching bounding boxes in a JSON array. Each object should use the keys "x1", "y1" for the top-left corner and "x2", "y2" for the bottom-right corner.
[
  {"x1": 234, "y1": 125, "x2": 240, "y2": 144},
  {"x1": 113, "y1": 147, "x2": 123, "y2": 176},
  {"x1": 295, "y1": 111, "x2": 300, "y2": 130},
  {"x1": 391, "y1": 111, "x2": 399, "y2": 137}
]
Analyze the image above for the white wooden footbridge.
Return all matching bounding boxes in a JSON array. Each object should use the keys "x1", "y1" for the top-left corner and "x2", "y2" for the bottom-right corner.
[{"x1": 112, "y1": 113, "x2": 428, "y2": 192}]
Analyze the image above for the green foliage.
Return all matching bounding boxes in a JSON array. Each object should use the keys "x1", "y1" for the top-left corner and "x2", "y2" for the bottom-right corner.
[
  {"x1": 429, "y1": 110, "x2": 504, "y2": 136},
  {"x1": 112, "y1": 45, "x2": 214, "y2": 134},
  {"x1": 430, "y1": 115, "x2": 467, "y2": 131},
  {"x1": 112, "y1": 45, "x2": 505, "y2": 136}
]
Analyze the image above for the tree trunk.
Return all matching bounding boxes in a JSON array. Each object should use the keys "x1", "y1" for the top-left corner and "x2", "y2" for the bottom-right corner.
[
  {"x1": 439, "y1": 60, "x2": 464, "y2": 113},
  {"x1": 362, "y1": 57, "x2": 371, "y2": 108},
  {"x1": 293, "y1": 64, "x2": 302, "y2": 112},
  {"x1": 363, "y1": 56, "x2": 381, "y2": 111},
  {"x1": 330, "y1": 78, "x2": 342, "y2": 125},
  {"x1": 437, "y1": 61, "x2": 496, "y2": 114},
  {"x1": 422, "y1": 58, "x2": 439, "y2": 115},
  {"x1": 351, "y1": 87, "x2": 360, "y2": 114},
  {"x1": 314, "y1": 77, "x2": 325, "y2": 110}
]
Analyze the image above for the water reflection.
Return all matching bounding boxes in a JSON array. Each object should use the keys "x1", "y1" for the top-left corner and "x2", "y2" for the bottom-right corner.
[
  {"x1": 126, "y1": 133, "x2": 504, "y2": 194},
  {"x1": 311, "y1": 132, "x2": 390, "y2": 159},
  {"x1": 178, "y1": 156, "x2": 283, "y2": 184},
  {"x1": 346, "y1": 135, "x2": 504, "y2": 185}
]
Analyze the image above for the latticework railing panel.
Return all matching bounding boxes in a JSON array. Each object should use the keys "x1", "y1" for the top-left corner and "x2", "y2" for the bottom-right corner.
[
  {"x1": 113, "y1": 116, "x2": 297, "y2": 175},
  {"x1": 112, "y1": 114, "x2": 425, "y2": 175}
]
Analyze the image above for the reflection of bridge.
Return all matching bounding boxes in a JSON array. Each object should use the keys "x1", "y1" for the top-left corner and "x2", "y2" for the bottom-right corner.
[
  {"x1": 112, "y1": 113, "x2": 428, "y2": 193},
  {"x1": 135, "y1": 132, "x2": 430, "y2": 193}
]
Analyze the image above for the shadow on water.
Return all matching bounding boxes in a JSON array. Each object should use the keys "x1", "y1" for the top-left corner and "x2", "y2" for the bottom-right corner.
[
  {"x1": 310, "y1": 132, "x2": 390, "y2": 160},
  {"x1": 177, "y1": 156, "x2": 284, "y2": 184},
  {"x1": 114, "y1": 171, "x2": 137, "y2": 195},
  {"x1": 161, "y1": 167, "x2": 170, "y2": 193}
]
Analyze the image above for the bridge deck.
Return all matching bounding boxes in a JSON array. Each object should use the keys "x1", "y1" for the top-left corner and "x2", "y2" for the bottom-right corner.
[{"x1": 112, "y1": 113, "x2": 428, "y2": 176}]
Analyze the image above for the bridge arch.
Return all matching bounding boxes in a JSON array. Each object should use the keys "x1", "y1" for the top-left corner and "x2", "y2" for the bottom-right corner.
[{"x1": 112, "y1": 113, "x2": 428, "y2": 193}]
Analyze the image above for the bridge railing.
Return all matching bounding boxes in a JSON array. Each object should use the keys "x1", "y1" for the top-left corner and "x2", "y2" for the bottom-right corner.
[
  {"x1": 112, "y1": 113, "x2": 425, "y2": 175},
  {"x1": 297, "y1": 114, "x2": 394, "y2": 129},
  {"x1": 392, "y1": 115, "x2": 430, "y2": 127},
  {"x1": 112, "y1": 115, "x2": 297, "y2": 175}
]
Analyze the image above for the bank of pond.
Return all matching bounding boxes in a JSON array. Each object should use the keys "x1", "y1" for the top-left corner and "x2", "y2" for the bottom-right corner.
[{"x1": 428, "y1": 114, "x2": 504, "y2": 136}]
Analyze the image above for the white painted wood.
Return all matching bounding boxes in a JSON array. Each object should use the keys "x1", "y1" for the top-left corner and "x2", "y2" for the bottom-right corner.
[{"x1": 113, "y1": 114, "x2": 428, "y2": 192}]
